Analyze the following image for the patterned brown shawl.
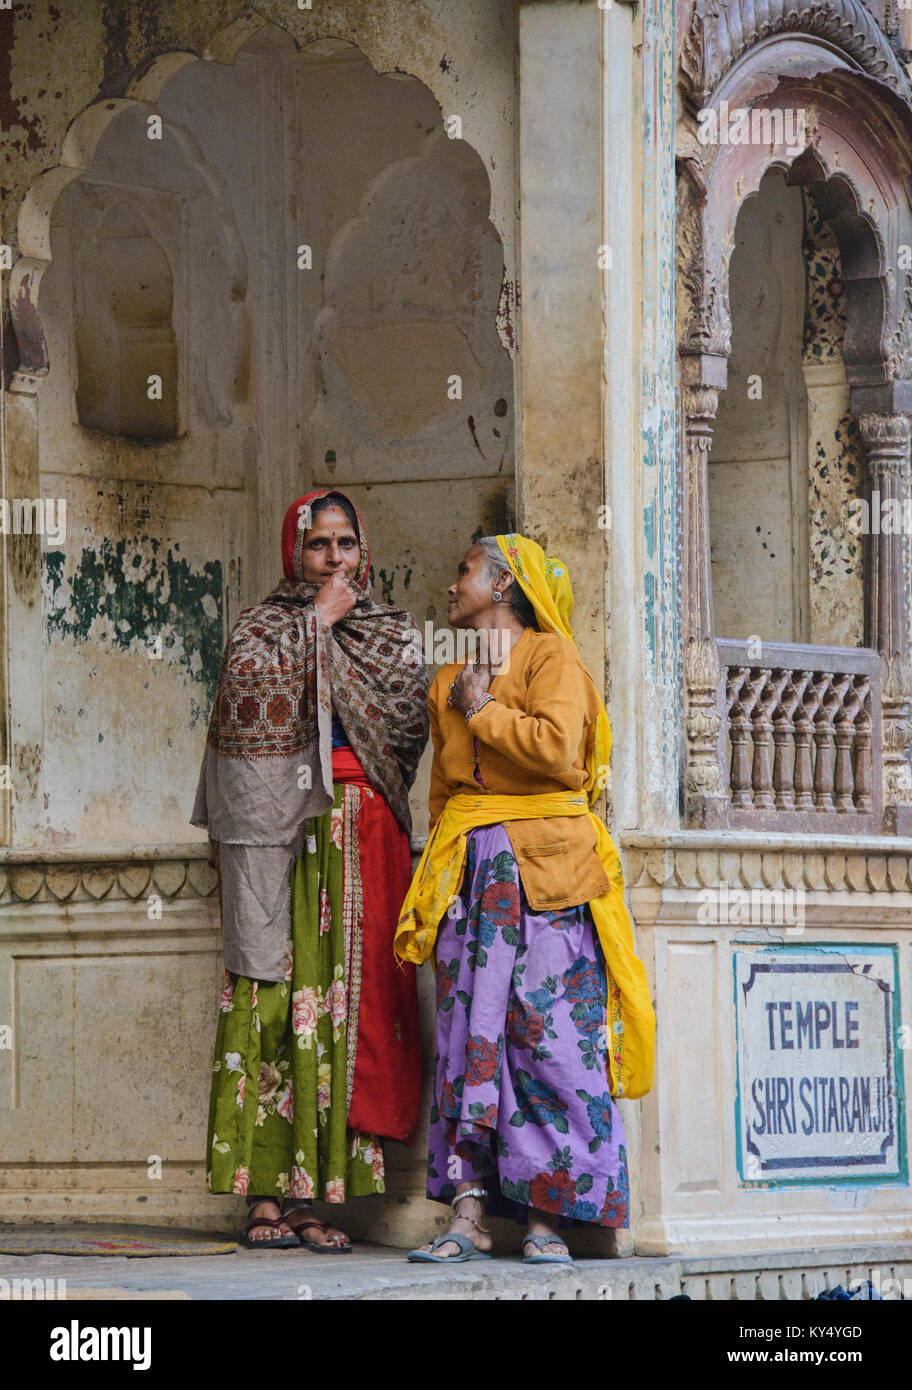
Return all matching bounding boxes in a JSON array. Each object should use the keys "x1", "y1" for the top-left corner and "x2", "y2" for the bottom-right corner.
[
  {"x1": 192, "y1": 487, "x2": 429, "y2": 854},
  {"x1": 191, "y1": 578, "x2": 429, "y2": 846},
  {"x1": 190, "y1": 491, "x2": 429, "y2": 981}
]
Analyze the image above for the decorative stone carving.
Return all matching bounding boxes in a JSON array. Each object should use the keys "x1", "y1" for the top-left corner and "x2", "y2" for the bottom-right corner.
[
  {"x1": 676, "y1": 167, "x2": 731, "y2": 358},
  {"x1": 716, "y1": 642, "x2": 882, "y2": 828},
  {"x1": 0, "y1": 852, "x2": 219, "y2": 905},
  {"x1": 888, "y1": 276, "x2": 912, "y2": 382},
  {"x1": 623, "y1": 838, "x2": 912, "y2": 893},
  {"x1": 680, "y1": 0, "x2": 912, "y2": 108},
  {"x1": 857, "y1": 412, "x2": 912, "y2": 820},
  {"x1": 683, "y1": 385, "x2": 727, "y2": 824}
]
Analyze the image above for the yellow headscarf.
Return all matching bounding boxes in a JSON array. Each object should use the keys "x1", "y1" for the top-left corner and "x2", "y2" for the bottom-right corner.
[{"x1": 495, "y1": 533, "x2": 612, "y2": 799}]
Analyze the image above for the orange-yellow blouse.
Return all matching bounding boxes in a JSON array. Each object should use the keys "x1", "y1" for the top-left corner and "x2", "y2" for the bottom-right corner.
[{"x1": 428, "y1": 627, "x2": 611, "y2": 910}]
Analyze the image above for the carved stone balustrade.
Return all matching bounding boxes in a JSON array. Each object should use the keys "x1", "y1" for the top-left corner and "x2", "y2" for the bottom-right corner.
[{"x1": 715, "y1": 640, "x2": 883, "y2": 832}]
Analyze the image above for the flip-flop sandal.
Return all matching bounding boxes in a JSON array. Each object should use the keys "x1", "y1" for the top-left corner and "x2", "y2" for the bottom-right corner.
[
  {"x1": 240, "y1": 1216, "x2": 301, "y2": 1251},
  {"x1": 408, "y1": 1232, "x2": 493, "y2": 1264},
  {"x1": 523, "y1": 1234, "x2": 573, "y2": 1265},
  {"x1": 286, "y1": 1215, "x2": 353, "y2": 1255}
]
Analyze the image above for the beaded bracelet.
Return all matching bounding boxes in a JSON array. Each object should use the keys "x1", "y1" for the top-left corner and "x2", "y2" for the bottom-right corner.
[{"x1": 464, "y1": 692, "x2": 494, "y2": 723}]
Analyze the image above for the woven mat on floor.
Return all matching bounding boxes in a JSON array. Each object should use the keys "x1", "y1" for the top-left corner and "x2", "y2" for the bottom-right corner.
[{"x1": 0, "y1": 1225, "x2": 237, "y2": 1257}]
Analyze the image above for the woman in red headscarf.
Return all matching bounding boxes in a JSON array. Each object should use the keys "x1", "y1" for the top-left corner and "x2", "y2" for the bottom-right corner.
[{"x1": 192, "y1": 490, "x2": 428, "y2": 1250}]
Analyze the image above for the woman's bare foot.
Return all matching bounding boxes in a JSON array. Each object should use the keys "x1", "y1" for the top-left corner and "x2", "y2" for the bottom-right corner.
[
  {"x1": 413, "y1": 1183, "x2": 492, "y2": 1260},
  {"x1": 524, "y1": 1206, "x2": 570, "y2": 1258},
  {"x1": 245, "y1": 1199, "x2": 295, "y2": 1243}
]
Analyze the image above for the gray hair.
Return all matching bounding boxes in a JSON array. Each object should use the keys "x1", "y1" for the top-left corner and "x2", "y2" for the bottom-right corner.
[{"x1": 476, "y1": 536, "x2": 537, "y2": 629}]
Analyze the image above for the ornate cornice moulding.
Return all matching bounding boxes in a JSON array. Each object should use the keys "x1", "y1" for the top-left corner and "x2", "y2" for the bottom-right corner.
[
  {"x1": 622, "y1": 832, "x2": 912, "y2": 893},
  {"x1": 0, "y1": 845, "x2": 217, "y2": 904}
]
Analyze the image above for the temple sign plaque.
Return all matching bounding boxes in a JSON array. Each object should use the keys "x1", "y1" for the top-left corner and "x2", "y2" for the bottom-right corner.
[{"x1": 734, "y1": 946, "x2": 905, "y2": 1184}]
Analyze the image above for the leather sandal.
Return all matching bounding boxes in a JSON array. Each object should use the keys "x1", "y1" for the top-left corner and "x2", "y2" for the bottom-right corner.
[
  {"x1": 284, "y1": 1212, "x2": 353, "y2": 1254},
  {"x1": 240, "y1": 1214, "x2": 301, "y2": 1250}
]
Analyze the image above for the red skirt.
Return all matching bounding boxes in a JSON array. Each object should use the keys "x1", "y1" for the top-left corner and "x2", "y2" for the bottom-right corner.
[{"x1": 331, "y1": 746, "x2": 421, "y2": 1143}]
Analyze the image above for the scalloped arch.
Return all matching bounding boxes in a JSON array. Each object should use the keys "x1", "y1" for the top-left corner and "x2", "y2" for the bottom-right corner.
[
  {"x1": 11, "y1": 61, "x2": 247, "y2": 391},
  {"x1": 9, "y1": 9, "x2": 499, "y2": 391},
  {"x1": 681, "y1": 0, "x2": 912, "y2": 107},
  {"x1": 677, "y1": 69, "x2": 912, "y2": 387}
]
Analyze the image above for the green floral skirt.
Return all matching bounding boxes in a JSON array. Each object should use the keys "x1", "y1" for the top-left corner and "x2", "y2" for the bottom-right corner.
[{"x1": 207, "y1": 782, "x2": 385, "y2": 1202}]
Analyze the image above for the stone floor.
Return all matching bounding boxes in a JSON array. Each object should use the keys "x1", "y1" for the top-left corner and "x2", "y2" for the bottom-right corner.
[
  {"x1": 2, "y1": 1231, "x2": 910, "y2": 1300},
  {"x1": 0, "y1": 1241, "x2": 627, "y2": 1301}
]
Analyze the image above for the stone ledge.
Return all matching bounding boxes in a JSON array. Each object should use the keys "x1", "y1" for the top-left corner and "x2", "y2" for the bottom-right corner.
[
  {"x1": 0, "y1": 843, "x2": 211, "y2": 863},
  {"x1": 622, "y1": 834, "x2": 912, "y2": 893},
  {"x1": 3, "y1": 1240, "x2": 910, "y2": 1301},
  {"x1": 0, "y1": 847, "x2": 217, "y2": 904}
]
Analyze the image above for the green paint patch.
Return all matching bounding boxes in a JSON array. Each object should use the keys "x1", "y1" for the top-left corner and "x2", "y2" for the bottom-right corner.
[
  {"x1": 643, "y1": 500, "x2": 656, "y2": 560},
  {"x1": 44, "y1": 540, "x2": 223, "y2": 709},
  {"x1": 644, "y1": 570, "x2": 656, "y2": 663}
]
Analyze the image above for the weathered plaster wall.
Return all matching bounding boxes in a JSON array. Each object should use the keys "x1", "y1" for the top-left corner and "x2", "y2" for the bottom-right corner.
[
  {"x1": 709, "y1": 170, "x2": 807, "y2": 643},
  {"x1": 3, "y1": 5, "x2": 516, "y2": 848},
  {"x1": 633, "y1": 0, "x2": 678, "y2": 831},
  {"x1": 514, "y1": 0, "x2": 604, "y2": 692},
  {"x1": 0, "y1": 1, "x2": 516, "y2": 278},
  {"x1": 0, "y1": 0, "x2": 520, "y2": 1238}
]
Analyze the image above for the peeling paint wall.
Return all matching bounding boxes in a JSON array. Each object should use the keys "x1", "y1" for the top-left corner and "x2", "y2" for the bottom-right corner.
[
  {"x1": 44, "y1": 542, "x2": 222, "y2": 707},
  {"x1": 38, "y1": 478, "x2": 242, "y2": 844},
  {"x1": 637, "y1": 0, "x2": 679, "y2": 828}
]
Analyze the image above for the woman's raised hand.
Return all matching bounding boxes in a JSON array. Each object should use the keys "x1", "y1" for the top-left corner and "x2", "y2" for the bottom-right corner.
[
  {"x1": 314, "y1": 571, "x2": 358, "y2": 627},
  {"x1": 447, "y1": 660, "x2": 492, "y2": 714}
]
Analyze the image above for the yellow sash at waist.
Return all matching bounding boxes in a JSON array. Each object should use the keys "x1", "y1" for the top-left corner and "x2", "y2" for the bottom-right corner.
[{"x1": 394, "y1": 790, "x2": 655, "y2": 1100}]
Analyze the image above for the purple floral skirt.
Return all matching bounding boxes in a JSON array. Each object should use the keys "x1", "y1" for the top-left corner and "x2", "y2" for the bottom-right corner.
[{"x1": 426, "y1": 824, "x2": 629, "y2": 1227}]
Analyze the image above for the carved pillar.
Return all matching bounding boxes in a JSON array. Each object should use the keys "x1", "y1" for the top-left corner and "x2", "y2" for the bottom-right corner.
[
  {"x1": 858, "y1": 411, "x2": 912, "y2": 827},
  {"x1": 682, "y1": 382, "x2": 728, "y2": 824}
]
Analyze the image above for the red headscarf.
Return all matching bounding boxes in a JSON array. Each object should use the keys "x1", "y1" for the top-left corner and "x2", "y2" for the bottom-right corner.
[{"x1": 281, "y1": 489, "x2": 371, "y2": 590}]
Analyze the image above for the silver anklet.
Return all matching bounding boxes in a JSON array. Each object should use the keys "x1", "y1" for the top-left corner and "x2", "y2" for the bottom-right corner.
[
  {"x1": 451, "y1": 1185, "x2": 487, "y2": 1207},
  {"x1": 451, "y1": 1186, "x2": 489, "y2": 1236}
]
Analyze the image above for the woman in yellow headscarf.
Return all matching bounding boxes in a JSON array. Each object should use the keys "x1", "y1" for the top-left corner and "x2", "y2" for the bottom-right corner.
[{"x1": 400, "y1": 534, "x2": 654, "y2": 1265}]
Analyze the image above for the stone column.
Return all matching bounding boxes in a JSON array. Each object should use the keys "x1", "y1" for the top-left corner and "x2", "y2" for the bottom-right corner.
[
  {"x1": 682, "y1": 380, "x2": 728, "y2": 825},
  {"x1": 0, "y1": 380, "x2": 45, "y2": 845},
  {"x1": 515, "y1": 0, "x2": 605, "y2": 688},
  {"x1": 858, "y1": 411, "x2": 912, "y2": 828}
]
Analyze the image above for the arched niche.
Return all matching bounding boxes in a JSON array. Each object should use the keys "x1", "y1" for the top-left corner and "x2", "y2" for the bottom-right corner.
[
  {"x1": 74, "y1": 201, "x2": 178, "y2": 441},
  {"x1": 11, "y1": 16, "x2": 512, "y2": 502},
  {"x1": 10, "y1": 11, "x2": 514, "y2": 398},
  {"x1": 314, "y1": 127, "x2": 511, "y2": 472},
  {"x1": 709, "y1": 167, "x2": 869, "y2": 650},
  {"x1": 677, "y1": 46, "x2": 912, "y2": 828},
  {"x1": 8, "y1": 14, "x2": 515, "y2": 851},
  {"x1": 37, "y1": 98, "x2": 248, "y2": 451}
]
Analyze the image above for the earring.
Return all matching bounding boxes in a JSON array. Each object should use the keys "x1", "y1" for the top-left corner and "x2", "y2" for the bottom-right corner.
[{"x1": 491, "y1": 590, "x2": 503, "y2": 603}]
